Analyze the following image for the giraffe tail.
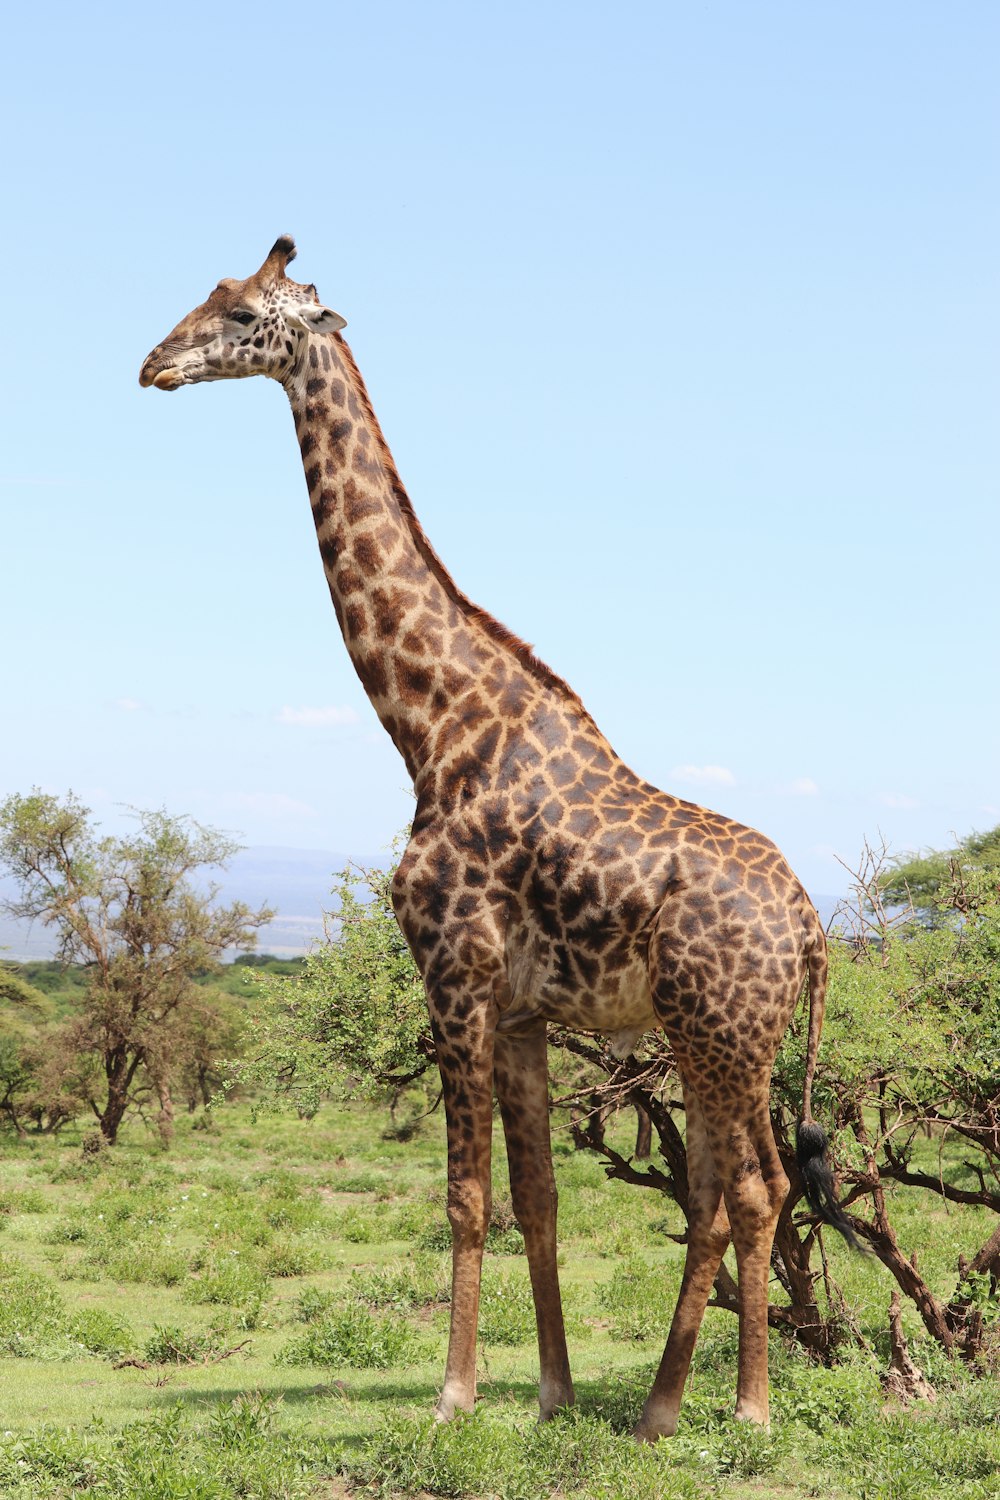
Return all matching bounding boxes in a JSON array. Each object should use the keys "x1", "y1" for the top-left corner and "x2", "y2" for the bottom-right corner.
[{"x1": 795, "y1": 926, "x2": 863, "y2": 1251}]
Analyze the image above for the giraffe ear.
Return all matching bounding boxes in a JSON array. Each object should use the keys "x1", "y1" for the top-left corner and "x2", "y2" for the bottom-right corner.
[{"x1": 287, "y1": 303, "x2": 347, "y2": 334}]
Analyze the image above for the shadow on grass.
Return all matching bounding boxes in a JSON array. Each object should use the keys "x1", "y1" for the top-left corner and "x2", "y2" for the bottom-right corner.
[
  {"x1": 146, "y1": 1363, "x2": 660, "y2": 1437},
  {"x1": 148, "y1": 1376, "x2": 445, "y2": 1411}
]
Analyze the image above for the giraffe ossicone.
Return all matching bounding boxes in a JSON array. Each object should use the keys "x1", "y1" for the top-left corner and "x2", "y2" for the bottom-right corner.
[{"x1": 140, "y1": 237, "x2": 854, "y2": 1439}]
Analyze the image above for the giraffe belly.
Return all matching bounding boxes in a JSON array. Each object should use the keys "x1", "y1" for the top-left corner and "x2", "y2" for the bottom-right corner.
[
  {"x1": 542, "y1": 963, "x2": 658, "y2": 1053},
  {"x1": 499, "y1": 937, "x2": 657, "y2": 1055}
]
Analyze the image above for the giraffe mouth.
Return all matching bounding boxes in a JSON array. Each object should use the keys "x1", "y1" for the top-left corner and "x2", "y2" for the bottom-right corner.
[
  {"x1": 149, "y1": 366, "x2": 188, "y2": 391},
  {"x1": 139, "y1": 349, "x2": 196, "y2": 390}
]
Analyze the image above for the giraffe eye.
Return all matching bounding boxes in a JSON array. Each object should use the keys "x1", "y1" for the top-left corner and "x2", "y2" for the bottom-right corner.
[{"x1": 231, "y1": 309, "x2": 255, "y2": 326}]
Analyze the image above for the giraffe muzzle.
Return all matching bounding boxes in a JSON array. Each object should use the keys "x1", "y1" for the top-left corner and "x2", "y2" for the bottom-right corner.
[{"x1": 139, "y1": 350, "x2": 188, "y2": 390}]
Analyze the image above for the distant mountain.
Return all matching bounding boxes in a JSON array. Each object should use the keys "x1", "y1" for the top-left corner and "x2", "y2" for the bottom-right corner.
[
  {"x1": 0, "y1": 845, "x2": 387, "y2": 962},
  {"x1": 198, "y1": 845, "x2": 387, "y2": 957}
]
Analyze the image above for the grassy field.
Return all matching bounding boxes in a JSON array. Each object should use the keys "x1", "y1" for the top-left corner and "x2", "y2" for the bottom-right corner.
[{"x1": 1, "y1": 1101, "x2": 998, "y2": 1500}]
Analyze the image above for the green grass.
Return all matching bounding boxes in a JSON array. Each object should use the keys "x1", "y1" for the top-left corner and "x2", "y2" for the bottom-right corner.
[{"x1": 0, "y1": 1102, "x2": 998, "y2": 1498}]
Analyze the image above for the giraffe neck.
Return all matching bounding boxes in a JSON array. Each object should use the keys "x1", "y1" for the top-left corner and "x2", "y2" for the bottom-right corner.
[{"x1": 284, "y1": 333, "x2": 535, "y2": 780}]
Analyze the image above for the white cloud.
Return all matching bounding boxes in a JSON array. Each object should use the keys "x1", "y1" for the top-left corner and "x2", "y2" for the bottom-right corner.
[
  {"x1": 881, "y1": 793, "x2": 918, "y2": 810},
  {"x1": 113, "y1": 696, "x2": 144, "y2": 712},
  {"x1": 276, "y1": 704, "x2": 360, "y2": 728},
  {"x1": 670, "y1": 764, "x2": 736, "y2": 787},
  {"x1": 788, "y1": 777, "x2": 819, "y2": 797}
]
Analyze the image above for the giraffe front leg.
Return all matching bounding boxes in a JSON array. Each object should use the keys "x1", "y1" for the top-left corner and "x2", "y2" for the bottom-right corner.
[
  {"x1": 495, "y1": 1022, "x2": 575, "y2": 1421},
  {"x1": 431, "y1": 990, "x2": 497, "y2": 1422}
]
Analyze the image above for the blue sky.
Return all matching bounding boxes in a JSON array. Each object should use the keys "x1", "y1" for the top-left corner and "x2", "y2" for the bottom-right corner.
[{"x1": 1, "y1": 1, "x2": 997, "y2": 899}]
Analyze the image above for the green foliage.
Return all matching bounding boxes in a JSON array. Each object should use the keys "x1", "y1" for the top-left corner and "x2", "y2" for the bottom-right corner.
[
  {"x1": 775, "y1": 861, "x2": 1000, "y2": 1141},
  {"x1": 231, "y1": 849, "x2": 432, "y2": 1116},
  {"x1": 144, "y1": 1325, "x2": 227, "y2": 1364},
  {"x1": 0, "y1": 1253, "x2": 67, "y2": 1356},
  {"x1": 4, "y1": 1101, "x2": 1000, "y2": 1498},
  {"x1": 353, "y1": 1409, "x2": 706, "y2": 1500},
  {"x1": 770, "y1": 1354, "x2": 880, "y2": 1432},
  {"x1": 292, "y1": 1286, "x2": 338, "y2": 1323},
  {"x1": 0, "y1": 792, "x2": 273, "y2": 1143},
  {"x1": 82, "y1": 1240, "x2": 190, "y2": 1287},
  {"x1": 0, "y1": 965, "x2": 50, "y2": 1013},
  {"x1": 597, "y1": 1257, "x2": 671, "y2": 1342},
  {"x1": 0, "y1": 1185, "x2": 46, "y2": 1215},
  {"x1": 279, "y1": 1301, "x2": 423, "y2": 1368},
  {"x1": 348, "y1": 1254, "x2": 448, "y2": 1311},
  {"x1": 0, "y1": 1396, "x2": 334, "y2": 1499},
  {"x1": 67, "y1": 1306, "x2": 135, "y2": 1358},
  {"x1": 478, "y1": 1263, "x2": 538, "y2": 1345},
  {"x1": 0, "y1": 1253, "x2": 134, "y2": 1361},
  {"x1": 184, "y1": 1254, "x2": 270, "y2": 1310},
  {"x1": 256, "y1": 1239, "x2": 326, "y2": 1278},
  {"x1": 883, "y1": 823, "x2": 1000, "y2": 909}
]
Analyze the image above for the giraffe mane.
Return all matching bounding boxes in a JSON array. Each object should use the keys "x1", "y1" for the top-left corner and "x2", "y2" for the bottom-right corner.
[{"x1": 333, "y1": 333, "x2": 592, "y2": 719}]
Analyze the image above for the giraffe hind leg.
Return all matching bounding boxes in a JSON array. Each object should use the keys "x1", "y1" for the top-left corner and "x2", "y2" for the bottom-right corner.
[
  {"x1": 645, "y1": 905, "x2": 794, "y2": 1432},
  {"x1": 708, "y1": 1100, "x2": 788, "y2": 1426},
  {"x1": 634, "y1": 1082, "x2": 731, "y2": 1442}
]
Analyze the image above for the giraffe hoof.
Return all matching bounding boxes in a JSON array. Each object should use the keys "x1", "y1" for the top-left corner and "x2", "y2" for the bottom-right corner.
[
  {"x1": 632, "y1": 1413, "x2": 677, "y2": 1444},
  {"x1": 538, "y1": 1393, "x2": 576, "y2": 1423},
  {"x1": 434, "y1": 1391, "x2": 475, "y2": 1423},
  {"x1": 733, "y1": 1408, "x2": 770, "y2": 1429}
]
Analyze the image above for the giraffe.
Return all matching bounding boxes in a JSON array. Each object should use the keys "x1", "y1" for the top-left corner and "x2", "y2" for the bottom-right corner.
[{"x1": 139, "y1": 236, "x2": 852, "y2": 1440}]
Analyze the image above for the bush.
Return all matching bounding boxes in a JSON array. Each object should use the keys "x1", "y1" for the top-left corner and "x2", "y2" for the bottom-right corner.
[
  {"x1": 293, "y1": 1286, "x2": 338, "y2": 1324},
  {"x1": 0, "y1": 1254, "x2": 66, "y2": 1357},
  {"x1": 280, "y1": 1303, "x2": 423, "y2": 1369},
  {"x1": 256, "y1": 1239, "x2": 325, "y2": 1278},
  {"x1": 84, "y1": 1241, "x2": 190, "y2": 1287},
  {"x1": 478, "y1": 1265, "x2": 537, "y2": 1346},
  {"x1": 597, "y1": 1257, "x2": 671, "y2": 1342},
  {"x1": 144, "y1": 1325, "x2": 227, "y2": 1364},
  {"x1": 352, "y1": 1409, "x2": 705, "y2": 1500},
  {"x1": 184, "y1": 1254, "x2": 270, "y2": 1309},
  {"x1": 0, "y1": 1187, "x2": 47, "y2": 1215},
  {"x1": 348, "y1": 1256, "x2": 447, "y2": 1311},
  {"x1": 67, "y1": 1306, "x2": 135, "y2": 1359}
]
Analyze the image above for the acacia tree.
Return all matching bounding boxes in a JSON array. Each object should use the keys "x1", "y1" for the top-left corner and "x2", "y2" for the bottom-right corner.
[
  {"x1": 234, "y1": 856, "x2": 435, "y2": 1124},
  {"x1": 881, "y1": 823, "x2": 1000, "y2": 913},
  {"x1": 0, "y1": 792, "x2": 272, "y2": 1144}
]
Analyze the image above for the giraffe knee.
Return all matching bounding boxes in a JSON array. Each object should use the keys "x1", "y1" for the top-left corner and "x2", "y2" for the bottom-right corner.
[
  {"x1": 728, "y1": 1162, "x2": 788, "y2": 1231},
  {"x1": 768, "y1": 1165, "x2": 790, "y2": 1217},
  {"x1": 446, "y1": 1178, "x2": 491, "y2": 1248},
  {"x1": 687, "y1": 1191, "x2": 730, "y2": 1258},
  {"x1": 509, "y1": 1172, "x2": 557, "y2": 1235},
  {"x1": 703, "y1": 1209, "x2": 732, "y2": 1259}
]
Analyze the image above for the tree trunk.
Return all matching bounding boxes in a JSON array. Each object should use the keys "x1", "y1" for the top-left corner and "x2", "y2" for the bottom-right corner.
[
  {"x1": 883, "y1": 1289, "x2": 936, "y2": 1402},
  {"x1": 155, "y1": 1075, "x2": 175, "y2": 1147},
  {"x1": 98, "y1": 1102, "x2": 125, "y2": 1144},
  {"x1": 634, "y1": 1101, "x2": 652, "y2": 1160},
  {"x1": 99, "y1": 1052, "x2": 131, "y2": 1145}
]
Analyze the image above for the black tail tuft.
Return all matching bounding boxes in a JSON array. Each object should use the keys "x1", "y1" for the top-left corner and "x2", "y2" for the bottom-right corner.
[{"x1": 796, "y1": 1120, "x2": 864, "y2": 1252}]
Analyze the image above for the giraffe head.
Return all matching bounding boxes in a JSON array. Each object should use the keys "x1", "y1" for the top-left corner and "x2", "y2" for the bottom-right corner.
[{"x1": 139, "y1": 236, "x2": 346, "y2": 392}]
